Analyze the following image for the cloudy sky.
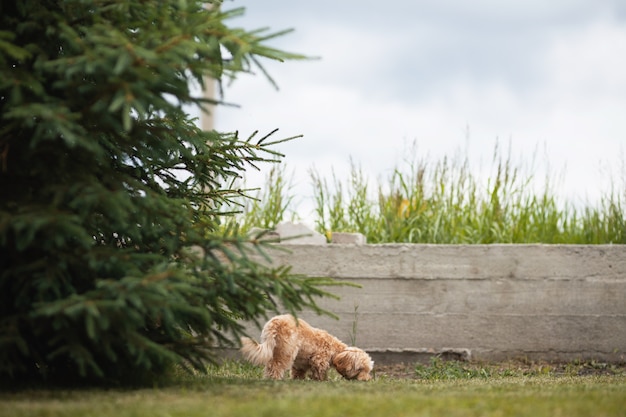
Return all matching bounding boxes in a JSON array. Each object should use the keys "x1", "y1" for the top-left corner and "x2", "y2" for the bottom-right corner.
[{"x1": 208, "y1": 0, "x2": 626, "y2": 223}]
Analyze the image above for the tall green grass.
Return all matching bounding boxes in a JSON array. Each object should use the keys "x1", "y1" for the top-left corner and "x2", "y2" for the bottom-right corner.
[
  {"x1": 311, "y1": 143, "x2": 625, "y2": 244},
  {"x1": 223, "y1": 163, "x2": 299, "y2": 235},
  {"x1": 230, "y1": 143, "x2": 624, "y2": 244}
]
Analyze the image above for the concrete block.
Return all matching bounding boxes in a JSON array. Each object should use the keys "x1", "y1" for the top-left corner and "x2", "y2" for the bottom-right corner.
[
  {"x1": 247, "y1": 227, "x2": 280, "y2": 242},
  {"x1": 331, "y1": 232, "x2": 367, "y2": 245},
  {"x1": 236, "y1": 244, "x2": 626, "y2": 364},
  {"x1": 273, "y1": 222, "x2": 326, "y2": 245}
]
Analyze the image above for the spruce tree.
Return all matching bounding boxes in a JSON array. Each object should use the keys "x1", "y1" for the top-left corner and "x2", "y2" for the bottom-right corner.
[{"x1": 0, "y1": 0, "x2": 332, "y2": 384}]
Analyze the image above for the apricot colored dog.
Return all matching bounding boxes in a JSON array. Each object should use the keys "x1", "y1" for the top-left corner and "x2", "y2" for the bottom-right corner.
[{"x1": 241, "y1": 314, "x2": 374, "y2": 381}]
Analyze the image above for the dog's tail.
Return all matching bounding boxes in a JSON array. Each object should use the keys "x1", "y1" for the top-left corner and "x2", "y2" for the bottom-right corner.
[{"x1": 240, "y1": 336, "x2": 275, "y2": 366}]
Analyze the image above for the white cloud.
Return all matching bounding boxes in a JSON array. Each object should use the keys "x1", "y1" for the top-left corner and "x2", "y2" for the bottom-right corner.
[
  {"x1": 544, "y1": 17, "x2": 626, "y2": 97},
  {"x1": 213, "y1": 1, "x2": 626, "y2": 221}
]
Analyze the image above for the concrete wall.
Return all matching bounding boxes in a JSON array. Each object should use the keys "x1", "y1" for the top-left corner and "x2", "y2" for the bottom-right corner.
[{"x1": 236, "y1": 242, "x2": 626, "y2": 364}]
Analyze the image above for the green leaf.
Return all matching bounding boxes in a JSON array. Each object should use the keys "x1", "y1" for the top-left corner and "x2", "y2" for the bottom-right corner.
[
  {"x1": 0, "y1": 31, "x2": 31, "y2": 61},
  {"x1": 113, "y1": 52, "x2": 132, "y2": 75}
]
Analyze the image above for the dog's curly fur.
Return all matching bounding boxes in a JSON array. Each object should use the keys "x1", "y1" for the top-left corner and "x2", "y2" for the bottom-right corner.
[{"x1": 240, "y1": 314, "x2": 374, "y2": 381}]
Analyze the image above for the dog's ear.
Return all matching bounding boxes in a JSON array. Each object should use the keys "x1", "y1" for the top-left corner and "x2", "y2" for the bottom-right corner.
[
  {"x1": 334, "y1": 348, "x2": 373, "y2": 381},
  {"x1": 333, "y1": 350, "x2": 358, "y2": 378}
]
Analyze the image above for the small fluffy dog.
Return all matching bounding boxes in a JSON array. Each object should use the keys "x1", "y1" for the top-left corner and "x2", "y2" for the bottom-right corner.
[{"x1": 240, "y1": 314, "x2": 374, "y2": 381}]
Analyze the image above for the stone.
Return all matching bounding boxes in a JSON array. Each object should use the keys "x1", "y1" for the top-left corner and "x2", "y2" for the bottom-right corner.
[
  {"x1": 331, "y1": 232, "x2": 367, "y2": 245},
  {"x1": 247, "y1": 227, "x2": 280, "y2": 242},
  {"x1": 273, "y1": 222, "x2": 327, "y2": 245}
]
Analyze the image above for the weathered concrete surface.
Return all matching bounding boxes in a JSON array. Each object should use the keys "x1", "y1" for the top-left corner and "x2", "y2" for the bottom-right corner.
[{"x1": 235, "y1": 244, "x2": 626, "y2": 364}]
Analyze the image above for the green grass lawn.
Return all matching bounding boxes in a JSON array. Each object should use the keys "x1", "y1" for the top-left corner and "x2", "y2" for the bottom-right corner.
[{"x1": 2, "y1": 362, "x2": 625, "y2": 417}]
